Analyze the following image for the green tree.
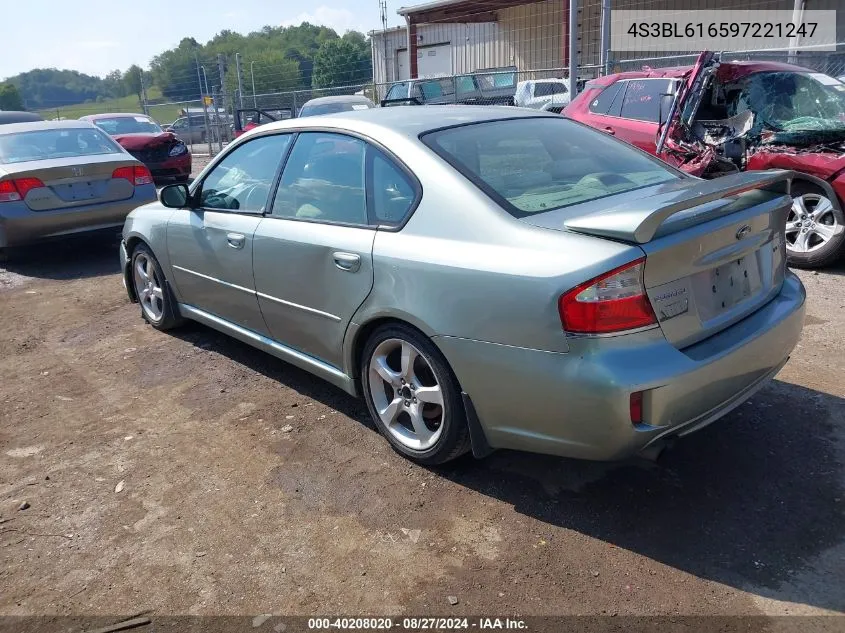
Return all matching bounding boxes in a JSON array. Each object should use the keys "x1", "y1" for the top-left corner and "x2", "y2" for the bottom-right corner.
[
  {"x1": 123, "y1": 65, "x2": 143, "y2": 106},
  {"x1": 0, "y1": 82, "x2": 24, "y2": 110},
  {"x1": 311, "y1": 35, "x2": 372, "y2": 89}
]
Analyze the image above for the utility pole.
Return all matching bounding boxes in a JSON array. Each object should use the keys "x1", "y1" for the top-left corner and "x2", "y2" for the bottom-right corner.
[
  {"x1": 217, "y1": 54, "x2": 227, "y2": 152},
  {"x1": 235, "y1": 52, "x2": 244, "y2": 109},
  {"x1": 195, "y1": 54, "x2": 204, "y2": 99},
  {"x1": 250, "y1": 61, "x2": 257, "y2": 107},
  {"x1": 196, "y1": 53, "x2": 212, "y2": 156},
  {"x1": 568, "y1": 0, "x2": 578, "y2": 98},
  {"x1": 139, "y1": 67, "x2": 149, "y2": 115},
  {"x1": 379, "y1": 0, "x2": 389, "y2": 91}
]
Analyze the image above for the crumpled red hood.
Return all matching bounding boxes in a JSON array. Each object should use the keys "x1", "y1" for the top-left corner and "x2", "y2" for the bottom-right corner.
[{"x1": 112, "y1": 132, "x2": 178, "y2": 151}]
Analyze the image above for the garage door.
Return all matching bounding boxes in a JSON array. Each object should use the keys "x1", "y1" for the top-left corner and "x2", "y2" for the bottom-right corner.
[{"x1": 397, "y1": 43, "x2": 452, "y2": 80}]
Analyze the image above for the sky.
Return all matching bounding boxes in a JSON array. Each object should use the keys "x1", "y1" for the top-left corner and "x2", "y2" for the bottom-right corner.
[{"x1": 0, "y1": 0, "x2": 407, "y2": 80}]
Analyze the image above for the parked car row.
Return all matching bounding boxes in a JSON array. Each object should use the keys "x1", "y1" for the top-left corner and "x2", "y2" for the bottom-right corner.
[{"x1": 562, "y1": 51, "x2": 845, "y2": 268}]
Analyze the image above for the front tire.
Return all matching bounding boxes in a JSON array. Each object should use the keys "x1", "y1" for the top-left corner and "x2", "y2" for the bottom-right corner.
[
  {"x1": 360, "y1": 324, "x2": 470, "y2": 465},
  {"x1": 786, "y1": 182, "x2": 845, "y2": 269},
  {"x1": 130, "y1": 243, "x2": 183, "y2": 331}
]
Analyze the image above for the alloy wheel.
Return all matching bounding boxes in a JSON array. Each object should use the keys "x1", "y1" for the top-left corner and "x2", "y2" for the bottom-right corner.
[
  {"x1": 133, "y1": 253, "x2": 164, "y2": 322},
  {"x1": 367, "y1": 338, "x2": 445, "y2": 451},
  {"x1": 786, "y1": 193, "x2": 839, "y2": 254}
]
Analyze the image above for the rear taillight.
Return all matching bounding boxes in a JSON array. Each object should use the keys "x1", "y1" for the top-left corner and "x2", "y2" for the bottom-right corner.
[
  {"x1": 558, "y1": 258, "x2": 657, "y2": 334},
  {"x1": 0, "y1": 177, "x2": 45, "y2": 203},
  {"x1": 112, "y1": 165, "x2": 153, "y2": 186},
  {"x1": 630, "y1": 391, "x2": 644, "y2": 424}
]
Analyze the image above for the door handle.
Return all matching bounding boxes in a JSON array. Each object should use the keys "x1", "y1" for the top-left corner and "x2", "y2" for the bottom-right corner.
[
  {"x1": 333, "y1": 251, "x2": 361, "y2": 273},
  {"x1": 226, "y1": 232, "x2": 245, "y2": 249},
  {"x1": 603, "y1": 127, "x2": 616, "y2": 135}
]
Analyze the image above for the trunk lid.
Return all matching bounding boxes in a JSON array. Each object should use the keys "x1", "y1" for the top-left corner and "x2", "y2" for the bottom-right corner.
[
  {"x1": 526, "y1": 169, "x2": 794, "y2": 349},
  {"x1": 0, "y1": 154, "x2": 139, "y2": 211}
]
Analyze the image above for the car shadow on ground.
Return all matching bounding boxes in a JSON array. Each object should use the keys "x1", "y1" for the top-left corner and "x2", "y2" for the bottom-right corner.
[
  {"x1": 169, "y1": 322, "x2": 844, "y2": 612},
  {"x1": 1, "y1": 232, "x2": 122, "y2": 280},
  {"x1": 436, "y1": 380, "x2": 845, "y2": 612}
]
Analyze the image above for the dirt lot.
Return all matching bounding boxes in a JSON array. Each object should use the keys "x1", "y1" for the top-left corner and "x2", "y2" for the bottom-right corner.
[{"x1": 1, "y1": 224, "x2": 844, "y2": 623}]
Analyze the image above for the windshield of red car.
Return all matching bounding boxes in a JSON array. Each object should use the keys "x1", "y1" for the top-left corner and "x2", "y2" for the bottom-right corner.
[
  {"x1": 92, "y1": 116, "x2": 163, "y2": 135},
  {"x1": 727, "y1": 71, "x2": 845, "y2": 132},
  {"x1": 423, "y1": 117, "x2": 680, "y2": 218}
]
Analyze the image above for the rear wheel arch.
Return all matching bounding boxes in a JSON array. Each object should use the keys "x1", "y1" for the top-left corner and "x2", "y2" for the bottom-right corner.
[{"x1": 349, "y1": 316, "x2": 446, "y2": 383}]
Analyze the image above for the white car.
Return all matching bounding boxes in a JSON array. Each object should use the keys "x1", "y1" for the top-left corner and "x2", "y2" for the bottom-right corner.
[{"x1": 514, "y1": 79, "x2": 570, "y2": 111}]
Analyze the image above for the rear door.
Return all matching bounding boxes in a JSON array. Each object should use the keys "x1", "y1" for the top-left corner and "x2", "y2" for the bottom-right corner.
[
  {"x1": 253, "y1": 131, "x2": 418, "y2": 368},
  {"x1": 612, "y1": 78, "x2": 677, "y2": 153},
  {"x1": 166, "y1": 133, "x2": 292, "y2": 334}
]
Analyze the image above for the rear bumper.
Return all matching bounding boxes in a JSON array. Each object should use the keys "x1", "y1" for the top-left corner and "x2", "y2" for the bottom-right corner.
[
  {"x1": 0, "y1": 186, "x2": 156, "y2": 248},
  {"x1": 435, "y1": 271, "x2": 806, "y2": 461}
]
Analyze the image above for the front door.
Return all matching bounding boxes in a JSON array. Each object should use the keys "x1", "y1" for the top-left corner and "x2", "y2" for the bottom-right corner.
[{"x1": 166, "y1": 133, "x2": 293, "y2": 335}]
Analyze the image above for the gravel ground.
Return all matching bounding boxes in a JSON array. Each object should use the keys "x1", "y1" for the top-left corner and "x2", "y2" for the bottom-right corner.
[{"x1": 1, "y1": 231, "x2": 843, "y2": 622}]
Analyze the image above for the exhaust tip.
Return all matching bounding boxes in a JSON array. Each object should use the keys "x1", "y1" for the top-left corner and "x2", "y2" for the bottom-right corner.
[{"x1": 639, "y1": 437, "x2": 675, "y2": 463}]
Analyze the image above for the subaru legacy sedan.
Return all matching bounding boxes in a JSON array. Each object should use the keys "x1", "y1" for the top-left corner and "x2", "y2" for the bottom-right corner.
[
  {"x1": 1, "y1": 120, "x2": 156, "y2": 259},
  {"x1": 119, "y1": 107, "x2": 805, "y2": 465}
]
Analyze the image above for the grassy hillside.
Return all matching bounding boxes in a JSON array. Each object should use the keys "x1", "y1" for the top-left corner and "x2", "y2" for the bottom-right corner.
[{"x1": 36, "y1": 87, "x2": 184, "y2": 125}]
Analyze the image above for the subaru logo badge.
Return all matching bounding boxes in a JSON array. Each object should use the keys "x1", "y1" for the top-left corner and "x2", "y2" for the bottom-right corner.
[{"x1": 736, "y1": 225, "x2": 751, "y2": 240}]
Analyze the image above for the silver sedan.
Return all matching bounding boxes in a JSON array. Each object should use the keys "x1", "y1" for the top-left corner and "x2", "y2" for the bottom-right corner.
[
  {"x1": 0, "y1": 120, "x2": 156, "y2": 258},
  {"x1": 119, "y1": 107, "x2": 805, "y2": 465}
]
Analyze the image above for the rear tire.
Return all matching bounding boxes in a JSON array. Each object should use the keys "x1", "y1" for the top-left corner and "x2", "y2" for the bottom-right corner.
[
  {"x1": 0, "y1": 248, "x2": 8, "y2": 264},
  {"x1": 786, "y1": 182, "x2": 845, "y2": 269},
  {"x1": 130, "y1": 243, "x2": 183, "y2": 331},
  {"x1": 360, "y1": 323, "x2": 470, "y2": 466}
]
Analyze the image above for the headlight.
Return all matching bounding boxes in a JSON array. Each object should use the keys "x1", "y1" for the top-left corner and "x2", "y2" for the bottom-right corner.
[{"x1": 169, "y1": 142, "x2": 188, "y2": 157}]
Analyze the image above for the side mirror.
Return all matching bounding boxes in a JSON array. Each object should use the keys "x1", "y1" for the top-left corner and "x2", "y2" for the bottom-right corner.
[{"x1": 160, "y1": 183, "x2": 190, "y2": 208}]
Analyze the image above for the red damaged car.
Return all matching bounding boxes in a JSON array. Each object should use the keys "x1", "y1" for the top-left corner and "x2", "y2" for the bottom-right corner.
[
  {"x1": 564, "y1": 52, "x2": 845, "y2": 268},
  {"x1": 80, "y1": 113, "x2": 191, "y2": 184}
]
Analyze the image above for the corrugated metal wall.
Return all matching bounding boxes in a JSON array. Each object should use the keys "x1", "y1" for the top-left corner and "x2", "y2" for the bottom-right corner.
[
  {"x1": 498, "y1": 1, "x2": 564, "y2": 70},
  {"x1": 371, "y1": 23, "x2": 505, "y2": 85},
  {"x1": 371, "y1": 0, "x2": 845, "y2": 86}
]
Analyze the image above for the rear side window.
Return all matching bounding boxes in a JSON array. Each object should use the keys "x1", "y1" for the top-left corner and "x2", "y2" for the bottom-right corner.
[
  {"x1": 386, "y1": 84, "x2": 408, "y2": 100},
  {"x1": 370, "y1": 150, "x2": 416, "y2": 226},
  {"x1": 0, "y1": 128, "x2": 121, "y2": 164},
  {"x1": 422, "y1": 117, "x2": 679, "y2": 218},
  {"x1": 534, "y1": 82, "x2": 567, "y2": 97},
  {"x1": 619, "y1": 79, "x2": 673, "y2": 122},
  {"x1": 588, "y1": 81, "x2": 624, "y2": 115}
]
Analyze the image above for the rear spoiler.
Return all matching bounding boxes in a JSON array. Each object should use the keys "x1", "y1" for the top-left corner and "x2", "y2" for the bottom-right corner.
[{"x1": 564, "y1": 170, "x2": 795, "y2": 244}]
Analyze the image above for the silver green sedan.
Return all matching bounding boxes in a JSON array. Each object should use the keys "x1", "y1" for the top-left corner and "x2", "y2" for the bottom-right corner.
[
  {"x1": 0, "y1": 120, "x2": 156, "y2": 258},
  {"x1": 119, "y1": 107, "x2": 806, "y2": 465}
]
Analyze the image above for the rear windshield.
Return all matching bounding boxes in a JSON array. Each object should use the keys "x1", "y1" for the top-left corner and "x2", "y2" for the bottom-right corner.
[
  {"x1": 422, "y1": 117, "x2": 679, "y2": 217},
  {"x1": 299, "y1": 102, "x2": 371, "y2": 117},
  {"x1": 92, "y1": 116, "x2": 162, "y2": 135},
  {"x1": 0, "y1": 128, "x2": 122, "y2": 164}
]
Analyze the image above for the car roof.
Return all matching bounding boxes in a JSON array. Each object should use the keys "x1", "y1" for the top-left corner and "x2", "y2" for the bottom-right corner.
[
  {"x1": 302, "y1": 95, "x2": 374, "y2": 106},
  {"x1": 595, "y1": 59, "x2": 823, "y2": 85},
  {"x1": 0, "y1": 111, "x2": 44, "y2": 124},
  {"x1": 0, "y1": 119, "x2": 100, "y2": 136},
  {"x1": 257, "y1": 105, "x2": 556, "y2": 139},
  {"x1": 79, "y1": 113, "x2": 152, "y2": 120}
]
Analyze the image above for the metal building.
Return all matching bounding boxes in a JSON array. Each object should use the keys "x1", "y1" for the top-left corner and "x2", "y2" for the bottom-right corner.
[{"x1": 370, "y1": 0, "x2": 845, "y2": 86}]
